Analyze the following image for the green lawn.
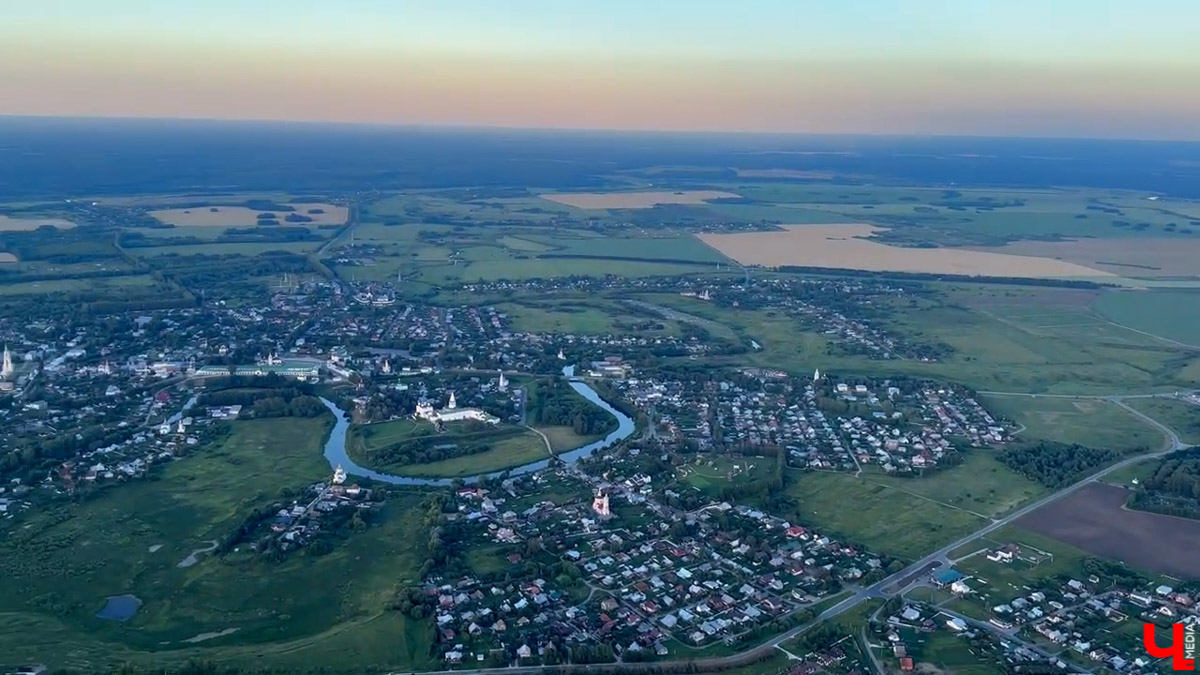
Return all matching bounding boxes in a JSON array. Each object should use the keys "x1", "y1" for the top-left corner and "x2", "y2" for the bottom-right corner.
[
  {"x1": 785, "y1": 470, "x2": 987, "y2": 562},
  {"x1": 0, "y1": 416, "x2": 434, "y2": 672},
  {"x1": 980, "y1": 394, "x2": 1165, "y2": 453},
  {"x1": 1125, "y1": 397, "x2": 1200, "y2": 445}
]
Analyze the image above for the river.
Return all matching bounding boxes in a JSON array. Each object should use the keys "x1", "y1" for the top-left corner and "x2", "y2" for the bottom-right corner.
[{"x1": 318, "y1": 366, "x2": 635, "y2": 486}]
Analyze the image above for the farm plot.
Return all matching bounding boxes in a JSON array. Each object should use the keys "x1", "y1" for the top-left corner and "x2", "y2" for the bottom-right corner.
[{"x1": 1015, "y1": 483, "x2": 1200, "y2": 579}]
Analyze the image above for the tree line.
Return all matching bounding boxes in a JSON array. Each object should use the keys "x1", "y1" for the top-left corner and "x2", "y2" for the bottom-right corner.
[{"x1": 999, "y1": 441, "x2": 1118, "y2": 487}]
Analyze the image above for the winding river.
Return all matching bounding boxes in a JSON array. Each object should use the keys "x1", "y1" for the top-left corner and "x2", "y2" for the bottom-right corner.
[{"x1": 318, "y1": 366, "x2": 635, "y2": 486}]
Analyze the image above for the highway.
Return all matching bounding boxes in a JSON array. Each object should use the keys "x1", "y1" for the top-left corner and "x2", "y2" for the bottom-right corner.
[{"x1": 394, "y1": 393, "x2": 1189, "y2": 675}]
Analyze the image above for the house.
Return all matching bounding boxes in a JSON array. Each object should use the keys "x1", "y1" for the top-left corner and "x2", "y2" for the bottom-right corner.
[
  {"x1": 901, "y1": 607, "x2": 921, "y2": 622},
  {"x1": 900, "y1": 656, "x2": 914, "y2": 671},
  {"x1": 946, "y1": 617, "x2": 967, "y2": 632},
  {"x1": 516, "y1": 644, "x2": 532, "y2": 659}
]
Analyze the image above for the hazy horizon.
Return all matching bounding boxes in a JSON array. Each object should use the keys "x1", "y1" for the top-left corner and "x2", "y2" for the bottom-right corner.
[{"x1": 3, "y1": 0, "x2": 1199, "y2": 140}]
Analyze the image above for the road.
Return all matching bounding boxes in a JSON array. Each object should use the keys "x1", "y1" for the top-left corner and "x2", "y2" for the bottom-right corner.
[{"x1": 395, "y1": 398, "x2": 1187, "y2": 675}]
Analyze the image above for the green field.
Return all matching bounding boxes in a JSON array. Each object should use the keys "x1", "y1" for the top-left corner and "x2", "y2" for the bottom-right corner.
[
  {"x1": 980, "y1": 394, "x2": 1165, "y2": 453},
  {"x1": 785, "y1": 453, "x2": 1048, "y2": 561},
  {"x1": 498, "y1": 298, "x2": 681, "y2": 336},
  {"x1": 678, "y1": 455, "x2": 776, "y2": 497},
  {"x1": 786, "y1": 470, "x2": 987, "y2": 561},
  {"x1": 1094, "y1": 289, "x2": 1200, "y2": 347},
  {"x1": 535, "y1": 425, "x2": 604, "y2": 453},
  {"x1": 353, "y1": 421, "x2": 551, "y2": 478},
  {"x1": 1125, "y1": 397, "x2": 1200, "y2": 445},
  {"x1": 0, "y1": 416, "x2": 434, "y2": 672},
  {"x1": 860, "y1": 452, "x2": 1048, "y2": 519},
  {"x1": 0, "y1": 274, "x2": 157, "y2": 296},
  {"x1": 130, "y1": 241, "x2": 322, "y2": 257},
  {"x1": 638, "y1": 284, "x2": 1197, "y2": 395}
]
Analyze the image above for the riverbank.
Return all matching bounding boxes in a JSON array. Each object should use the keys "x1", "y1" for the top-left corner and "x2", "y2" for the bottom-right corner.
[{"x1": 319, "y1": 368, "x2": 637, "y2": 485}]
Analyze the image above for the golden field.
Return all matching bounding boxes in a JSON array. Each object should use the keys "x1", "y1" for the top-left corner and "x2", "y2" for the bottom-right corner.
[
  {"x1": 700, "y1": 225, "x2": 1119, "y2": 279},
  {"x1": 538, "y1": 190, "x2": 740, "y2": 209}
]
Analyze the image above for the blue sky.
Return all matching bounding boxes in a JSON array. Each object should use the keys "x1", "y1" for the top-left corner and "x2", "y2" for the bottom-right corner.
[{"x1": 2, "y1": 0, "x2": 1198, "y2": 138}]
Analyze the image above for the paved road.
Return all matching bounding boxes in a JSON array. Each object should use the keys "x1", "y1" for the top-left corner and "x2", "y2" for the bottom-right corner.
[{"x1": 391, "y1": 396, "x2": 1188, "y2": 675}]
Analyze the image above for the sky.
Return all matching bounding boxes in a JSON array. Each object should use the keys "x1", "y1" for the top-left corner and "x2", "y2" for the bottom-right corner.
[{"x1": 2, "y1": 0, "x2": 1199, "y2": 139}]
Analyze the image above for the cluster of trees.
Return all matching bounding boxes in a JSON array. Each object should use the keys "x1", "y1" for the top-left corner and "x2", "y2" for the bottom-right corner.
[
  {"x1": 531, "y1": 379, "x2": 617, "y2": 437},
  {"x1": 999, "y1": 441, "x2": 1118, "y2": 487},
  {"x1": 363, "y1": 423, "x2": 526, "y2": 468},
  {"x1": 196, "y1": 381, "x2": 326, "y2": 420},
  {"x1": 1128, "y1": 447, "x2": 1200, "y2": 519}
]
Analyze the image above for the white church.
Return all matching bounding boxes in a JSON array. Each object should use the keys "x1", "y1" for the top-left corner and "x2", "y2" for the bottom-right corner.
[{"x1": 414, "y1": 390, "x2": 499, "y2": 425}]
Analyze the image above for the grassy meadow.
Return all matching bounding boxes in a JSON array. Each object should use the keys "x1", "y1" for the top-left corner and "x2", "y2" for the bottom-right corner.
[
  {"x1": 0, "y1": 416, "x2": 434, "y2": 672},
  {"x1": 979, "y1": 395, "x2": 1165, "y2": 453}
]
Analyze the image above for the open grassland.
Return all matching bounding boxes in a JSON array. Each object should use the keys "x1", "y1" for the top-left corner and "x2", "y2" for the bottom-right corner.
[
  {"x1": 0, "y1": 274, "x2": 156, "y2": 296},
  {"x1": 353, "y1": 419, "x2": 552, "y2": 478},
  {"x1": 1093, "y1": 289, "x2": 1200, "y2": 347},
  {"x1": 646, "y1": 285, "x2": 1195, "y2": 395},
  {"x1": 331, "y1": 222, "x2": 724, "y2": 283},
  {"x1": 149, "y1": 203, "x2": 348, "y2": 227},
  {"x1": 130, "y1": 241, "x2": 321, "y2": 257},
  {"x1": 700, "y1": 225, "x2": 1116, "y2": 279},
  {"x1": 534, "y1": 425, "x2": 603, "y2": 453},
  {"x1": 538, "y1": 190, "x2": 741, "y2": 209},
  {"x1": 0, "y1": 214, "x2": 75, "y2": 230},
  {"x1": 0, "y1": 416, "x2": 434, "y2": 672},
  {"x1": 386, "y1": 429, "x2": 549, "y2": 478},
  {"x1": 979, "y1": 395, "x2": 1165, "y2": 453},
  {"x1": 785, "y1": 470, "x2": 987, "y2": 561},
  {"x1": 701, "y1": 184, "x2": 1198, "y2": 244},
  {"x1": 972, "y1": 236, "x2": 1200, "y2": 278},
  {"x1": 1124, "y1": 397, "x2": 1200, "y2": 445},
  {"x1": 860, "y1": 452, "x2": 1048, "y2": 519}
]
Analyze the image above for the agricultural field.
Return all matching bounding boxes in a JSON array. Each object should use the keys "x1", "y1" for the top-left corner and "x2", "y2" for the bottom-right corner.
[
  {"x1": 0, "y1": 214, "x2": 75, "y2": 230},
  {"x1": 0, "y1": 416, "x2": 434, "y2": 672},
  {"x1": 538, "y1": 190, "x2": 740, "y2": 209},
  {"x1": 1093, "y1": 289, "x2": 1200, "y2": 347},
  {"x1": 1015, "y1": 483, "x2": 1200, "y2": 579},
  {"x1": 975, "y1": 236, "x2": 1200, "y2": 279},
  {"x1": 148, "y1": 203, "x2": 348, "y2": 227},
  {"x1": 699, "y1": 225, "x2": 1116, "y2": 279},
  {"x1": 979, "y1": 395, "x2": 1165, "y2": 454}
]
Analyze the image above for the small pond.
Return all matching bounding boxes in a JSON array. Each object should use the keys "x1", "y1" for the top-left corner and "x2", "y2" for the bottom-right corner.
[{"x1": 96, "y1": 594, "x2": 142, "y2": 621}]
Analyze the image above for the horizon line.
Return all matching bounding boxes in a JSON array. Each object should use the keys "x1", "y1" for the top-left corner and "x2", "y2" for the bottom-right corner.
[{"x1": 3, "y1": 113, "x2": 1199, "y2": 145}]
